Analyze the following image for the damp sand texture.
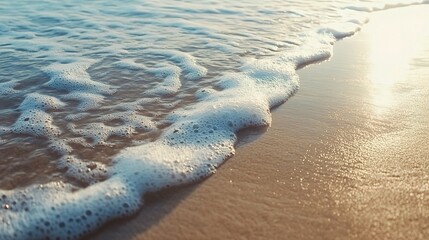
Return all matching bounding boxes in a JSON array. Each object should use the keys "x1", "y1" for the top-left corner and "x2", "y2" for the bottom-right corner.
[
  {"x1": 1, "y1": 1, "x2": 429, "y2": 240},
  {"x1": 92, "y1": 5, "x2": 429, "y2": 240}
]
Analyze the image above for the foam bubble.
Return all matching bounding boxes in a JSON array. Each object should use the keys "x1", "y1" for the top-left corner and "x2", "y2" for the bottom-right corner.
[
  {"x1": 146, "y1": 64, "x2": 182, "y2": 96},
  {"x1": 49, "y1": 140, "x2": 73, "y2": 155},
  {"x1": 12, "y1": 109, "x2": 61, "y2": 137},
  {"x1": 0, "y1": 81, "x2": 17, "y2": 95},
  {"x1": 58, "y1": 155, "x2": 109, "y2": 184},
  {"x1": 67, "y1": 111, "x2": 154, "y2": 146},
  {"x1": 112, "y1": 59, "x2": 145, "y2": 70},
  {"x1": 0, "y1": 179, "x2": 141, "y2": 240},
  {"x1": 114, "y1": 59, "x2": 182, "y2": 96},
  {"x1": 18, "y1": 93, "x2": 65, "y2": 111},
  {"x1": 318, "y1": 21, "x2": 363, "y2": 39},
  {"x1": 63, "y1": 92, "x2": 105, "y2": 111},
  {"x1": 239, "y1": 59, "x2": 299, "y2": 107},
  {"x1": 143, "y1": 49, "x2": 207, "y2": 80},
  {"x1": 69, "y1": 123, "x2": 131, "y2": 146},
  {"x1": 344, "y1": 3, "x2": 385, "y2": 12},
  {"x1": 1, "y1": 0, "x2": 428, "y2": 239},
  {"x1": 65, "y1": 113, "x2": 91, "y2": 121},
  {"x1": 100, "y1": 112, "x2": 156, "y2": 131},
  {"x1": 344, "y1": 0, "x2": 429, "y2": 12},
  {"x1": 195, "y1": 88, "x2": 217, "y2": 101},
  {"x1": 44, "y1": 60, "x2": 114, "y2": 94}
]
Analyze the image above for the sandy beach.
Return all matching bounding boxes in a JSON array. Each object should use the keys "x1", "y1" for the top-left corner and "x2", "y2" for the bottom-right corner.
[{"x1": 91, "y1": 5, "x2": 429, "y2": 240}]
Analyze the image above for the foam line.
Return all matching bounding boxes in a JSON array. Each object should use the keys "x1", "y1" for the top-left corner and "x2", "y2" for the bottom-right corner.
[
  {"x1": 143, "y1": 49, "x2": 207, "y2": 80},
  {"x1": 0, "y1": 1, "x2": 427, "y2": 239}
]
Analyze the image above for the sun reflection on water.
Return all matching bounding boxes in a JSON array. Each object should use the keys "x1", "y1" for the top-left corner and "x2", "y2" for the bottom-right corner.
[{"x1": 366, "y1": 10, "x2": 426, "y2": 115}]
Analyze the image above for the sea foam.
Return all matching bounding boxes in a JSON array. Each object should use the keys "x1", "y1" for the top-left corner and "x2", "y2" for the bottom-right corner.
[{"x1": 0, "y1": 0, "x2": 427, "y2": 239}]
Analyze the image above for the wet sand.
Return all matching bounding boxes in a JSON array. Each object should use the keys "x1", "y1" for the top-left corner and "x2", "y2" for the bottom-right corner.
[{"x1": 91, "y1": 5, "x2": 429, "y2": 240}]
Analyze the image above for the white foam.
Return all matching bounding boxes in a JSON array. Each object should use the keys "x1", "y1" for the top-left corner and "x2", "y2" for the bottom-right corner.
[
  {"x1": 58, "y1": 155, "x2": 109, "y2": 184},
  {"x1": 112, "y1": 59, "x2": 145, "y2": 70},
  {"x1": 114, "y1": 59, "x2": 183, "y2": 96},
  {"x1": 344, "y1": 0, "x2": 429, "y2": 12},
  {"x1": 0, "y1": 81, "x2": 17, "y2": 95},
  {"x1": 0, "y1": 179, "x2": 141, "y2": 239},
  {"x1": 49, "y1": 140, "x2": 73, "y2": 155},
  {"x1": 143, "y1": 49, "x2": 207, "y2": 80},
  {"x1": 318, "y1": 21, "x2": 362, "y2": 39},
  {"x1": 63, "y1": 92, "x2": 105, "y2": 111},
  {"x1": 12, "y1": 109, "x2": 61, "y2": 137},
  {"x1": 145, "y1": 64, "x2": 182, "y2": 96},
  {"x1": 69, "y1": 123, "x2": 133, "y2": 146},
  {"x1": 44, "y1": 60, "x2": 114, "y2": 94},
  {"x1": 18, "y1": 93, "x2": 65, "y2": 111},
  {"x1": 1, "y1": 1, "x2": 428, "y2": 239},
  {"x1": 64, "y1": 113, "x2": 91, "y2": 121},
  {"x1": 99, "y1": 111, "x2": 156, "y2": 131},
  {"x1": 344, "y1": 3, "x2": 386, "y2": 12},
  {"x1": 65, "y1": 111, "x2": 156, "y2": 147},
  {"x1": 10, "y1": 93, "x2": 65, "y2": 138},
  {"x1": 194, "y1": 88, "x2": 217, "y2": 101}
]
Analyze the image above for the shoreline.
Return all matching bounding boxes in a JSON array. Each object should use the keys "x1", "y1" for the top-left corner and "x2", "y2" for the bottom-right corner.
[{"x1": 91, "y1": 5, "x2": 429, "y2": 240}]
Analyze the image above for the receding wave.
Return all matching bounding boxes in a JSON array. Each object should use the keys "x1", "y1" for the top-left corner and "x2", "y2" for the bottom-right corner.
[{"x1": 0, "y1": 0, "x2": 427, "y2": 239}]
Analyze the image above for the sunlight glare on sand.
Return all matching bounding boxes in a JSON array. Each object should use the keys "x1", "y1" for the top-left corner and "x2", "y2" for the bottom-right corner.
[{"x1": 367, "y1": 8, "x2": 427, "y2": 114}]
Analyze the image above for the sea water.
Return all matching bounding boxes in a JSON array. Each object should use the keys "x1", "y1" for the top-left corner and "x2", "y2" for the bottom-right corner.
[{"x1": 0, "y1": 0, "x2": 427, "y2": 239}]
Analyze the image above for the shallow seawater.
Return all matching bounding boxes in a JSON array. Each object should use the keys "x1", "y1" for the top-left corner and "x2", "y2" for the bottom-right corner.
[
  {"x1": 0, "y1": 0, "x2": 363, "y2": 189},
  {"x1": 0, "y1": 0, "x2": 427, "y2": 239}
]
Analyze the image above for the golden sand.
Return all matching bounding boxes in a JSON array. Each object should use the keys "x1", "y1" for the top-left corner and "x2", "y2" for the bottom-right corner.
[{"x1": 91, "y1": 5, "x2": 429, "y2": 240}]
